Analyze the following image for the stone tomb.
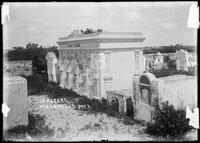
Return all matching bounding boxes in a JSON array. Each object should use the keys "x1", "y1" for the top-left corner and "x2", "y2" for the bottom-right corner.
[
  {"x1": 107, "y1": 89, "x2": 133, "y2": 117},
  {"x1": 56, "y1": 31, "x2": 146, "y2": 100},
  {"x1": 132, "y1": 73, "x2": 157, "y2": 122},
  {"x1": 176, "y1": 49, "x2": 189, "y2": 71},
  {"x1": 3, "y1": 76, "x2": 28, "y2": 130},
  {"x1": 132, "y1": 73, "x2": 197, "y2": 122},
  {"x1": 152, "y1": 52, "x2": 165, "y2": 70}
]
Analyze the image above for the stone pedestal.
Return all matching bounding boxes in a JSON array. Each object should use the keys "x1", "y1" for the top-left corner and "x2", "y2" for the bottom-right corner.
[{"x1": 3, "y1": 76, "x2": 28, "y2": 131}]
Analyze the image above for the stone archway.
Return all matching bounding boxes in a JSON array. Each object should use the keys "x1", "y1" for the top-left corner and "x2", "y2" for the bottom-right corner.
[{"x1": 139, "y1": 73, "x2": 157, "y2": 105}]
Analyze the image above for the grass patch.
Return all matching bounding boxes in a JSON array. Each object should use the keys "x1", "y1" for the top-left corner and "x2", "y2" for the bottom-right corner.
[
  {"x1": 22, "y1": 73, "x2": 141, "y2": 125},
  {"x1": 4, "y1": 113, "x2": 54, "y2": 140},
  {"x1": 149, "y1": 69, "x2": 196, "y2": 78}
]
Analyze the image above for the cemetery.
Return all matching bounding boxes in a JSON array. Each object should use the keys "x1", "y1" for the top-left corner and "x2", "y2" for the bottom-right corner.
[
  {"x1": 44, "y1": 30, "x2": 198, "y2": 124},
  {"x1": 3, "y1": 30, "x2": 197, "y2": 141}
]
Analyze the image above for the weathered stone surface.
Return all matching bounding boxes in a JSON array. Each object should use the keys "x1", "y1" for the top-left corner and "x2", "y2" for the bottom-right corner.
[
  {"x1": 157, "y1": 75, "x2": 197, "y2": 109},
  {"x1": 133, "y1": 73, "x2": 197, "y2": 122},
  {"x1": 46, "y1": 52, "x2": 58, "y2": 82},
  {"x1": 56, "y1": 32, "x2": 146, "y2": 100},
  {"x1": 176, "y1": 49, "x2": 189, "y2": 71},
  {"x1": 3, "y1": 76, "x2": 28, "y2": 130},
  {"x1": 107, "y1": 89, "x2": 132, "y2": 113}
]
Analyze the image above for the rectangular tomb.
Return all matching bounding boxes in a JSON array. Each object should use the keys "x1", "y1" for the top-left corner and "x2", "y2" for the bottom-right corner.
[{"x1": 56, "y1": 31, "x2": 146, "y2": 100}]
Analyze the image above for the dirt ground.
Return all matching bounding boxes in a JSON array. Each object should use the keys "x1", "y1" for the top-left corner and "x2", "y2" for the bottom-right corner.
[
  {"x1": 3, "y1": 60, "x2": 198, "y2": 141},
  {"x1": 25, "y1": 95, "x2": 197, "y2": 141}
]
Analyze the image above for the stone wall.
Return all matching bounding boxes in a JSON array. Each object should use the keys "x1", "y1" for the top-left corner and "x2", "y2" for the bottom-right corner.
[
  {"x1": 110, "y1": 51, "x2": 135, "y2": 90},
  {"x1": 157, "y1": 75, "x2": 197, "y2": 109},
  {"x1": 58, "y1": 49, "x2": 113, "y2": 100}
]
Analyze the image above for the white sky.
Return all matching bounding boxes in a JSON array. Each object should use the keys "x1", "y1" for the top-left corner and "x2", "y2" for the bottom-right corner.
[{"x1": 3, "y1": 2, "x2": 198, "y2": 49}]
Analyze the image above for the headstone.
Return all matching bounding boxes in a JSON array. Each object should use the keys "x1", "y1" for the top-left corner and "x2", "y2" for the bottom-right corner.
[
  {"x1": 153, "y1": 52, "x2": 164, "y2": 70},
  {"x1": 3, "y1": 76, "x2": 28, "y2": 130},
  {"x1": 176, "y1": 49, "x2": 189, "y2": 71},
  {"x1": 132, "y1": 73, "x2": 157, "y2": 122},
  {"x1": 46, "y1": 52, "x2": 58, "y2": 82}
]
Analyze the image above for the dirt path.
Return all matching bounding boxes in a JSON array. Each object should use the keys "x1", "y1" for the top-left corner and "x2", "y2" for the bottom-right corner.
[{"x1": 28, "y1": 95, "x2": 158, "y2": 141}]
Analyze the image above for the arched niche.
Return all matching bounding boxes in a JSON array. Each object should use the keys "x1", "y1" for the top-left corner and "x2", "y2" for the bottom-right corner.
[
  {"x1": 139, "y1": 73, "x2": 157, "y2": 105},
  {"x1": 111, "y1": 97, "x2": 119, "y2": 112}
]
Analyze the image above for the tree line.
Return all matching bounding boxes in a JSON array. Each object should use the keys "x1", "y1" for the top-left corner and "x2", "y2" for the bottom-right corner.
[
  {"x1": 143, "y1": 44, "x2": 196, "y2": 54},
  {"x1": 6, "y1": 43, "x2": 59, "y2": 61}
]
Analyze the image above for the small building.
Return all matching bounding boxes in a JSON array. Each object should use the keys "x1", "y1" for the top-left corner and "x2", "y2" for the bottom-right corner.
[{"x1": 107, "y1": 89, "x2": 133, "y2": 117}]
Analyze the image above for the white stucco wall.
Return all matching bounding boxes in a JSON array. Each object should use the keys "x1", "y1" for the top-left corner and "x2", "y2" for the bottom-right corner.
[
  {"x1": 110, "y1": 51, "x2": 135, "y2": 90},
  {"x1": 157, "y1": 75, "x2": 197, "y2": 109}
]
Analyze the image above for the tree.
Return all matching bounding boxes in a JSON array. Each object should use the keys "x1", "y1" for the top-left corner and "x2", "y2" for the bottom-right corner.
[
  {"x1": 97, "y1": 28, "x2": 103, "y2": 33},
  {"x1": 84, "y1": 28, "x2": 95, "y2": 34},
  {"x1": 79, "y1": 28, "x2": 103, "y2": 35},
  {"x1": 12, "y1": 47, "x2": 24, "y2": 50},
  {"x1": 26, "y1": 42, "x2": 39, "y2": 49}
]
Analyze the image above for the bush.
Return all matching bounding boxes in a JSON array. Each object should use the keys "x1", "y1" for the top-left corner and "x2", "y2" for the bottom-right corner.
[
  {"x1": 75, "y1": 97, "x2": 108, "y2": 112},
  {"x1": 146, "y1": 100, "x2": 193, "y2": 137},
  {"x1": 23, "y1": 73, "x2": 48, "y2": 95},
  {"x1": 150, "y1": 69, "x2": 195, "y2": 78}
]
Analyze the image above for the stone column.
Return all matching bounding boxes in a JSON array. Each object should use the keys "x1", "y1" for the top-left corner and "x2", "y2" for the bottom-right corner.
[
  {"x1": 90, "y1": 53, "x2": 101, "y2": 99},
  {"x1": 47, "y1": 61, "x2": 52, "y2": 82},
  {"x1": 123, "y1": 97, "x2": 127, "y2": 113},
  {"x1": 52, "y1": 58, "x2": 58, "y2": 83},
  {"x1": 103, "y1": 52, "x2": 113, "y2": 99},
  {"x1": 132, "y1": 76, "x2": 140, "y2": 119}
]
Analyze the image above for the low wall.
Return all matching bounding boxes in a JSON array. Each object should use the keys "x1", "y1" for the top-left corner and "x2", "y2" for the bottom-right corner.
[{"x1": 157, "y1": 75, "x2": 197, "y2": 109}]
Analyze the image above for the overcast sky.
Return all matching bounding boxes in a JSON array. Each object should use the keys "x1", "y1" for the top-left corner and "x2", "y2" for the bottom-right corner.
[{"x1": 3, "y1": 2, "x2": 197, "y2": 49}]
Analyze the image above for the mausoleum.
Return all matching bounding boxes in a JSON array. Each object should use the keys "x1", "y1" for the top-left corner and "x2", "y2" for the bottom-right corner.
[{"x1": 56, "y1": 30, "x2": 146, "y2": 100}]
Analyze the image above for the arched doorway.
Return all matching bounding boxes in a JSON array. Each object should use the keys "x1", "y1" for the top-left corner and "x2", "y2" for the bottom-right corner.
[
  {"x1": 111, "y1": 97, "x2": 119, "y2": 112},
  {"x1": 126, "y1": 97, "x2": 133, "y2": 118}
]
